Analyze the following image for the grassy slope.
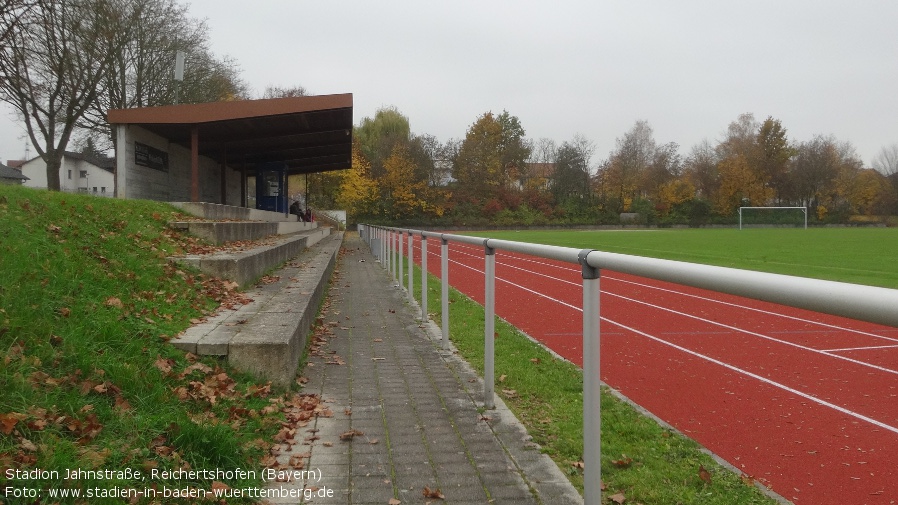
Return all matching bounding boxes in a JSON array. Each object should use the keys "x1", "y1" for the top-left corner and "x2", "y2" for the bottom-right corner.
[
  {"x1": 0, "y1": 186, "x2": 284, "y2": 503},
  {"x1": 466, "y1": 228, "x2": 898, "y2": 289}
]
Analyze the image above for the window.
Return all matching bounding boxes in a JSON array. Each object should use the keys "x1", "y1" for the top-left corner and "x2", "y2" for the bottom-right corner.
[
  {"x1": 92, "y1": 187, "x2": 97, "y2": 193},
  {"x1": 80, "y1": 170, "x2": 87, "y2": 178},
  {"x1": 67, "y1": 170, "x2": 72, "y2": 179},
  {"x1": 100, "y1": 187, "x2": 106, "y2": 193}
]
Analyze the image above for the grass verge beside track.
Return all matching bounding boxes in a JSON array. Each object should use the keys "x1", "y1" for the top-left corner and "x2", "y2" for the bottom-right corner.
[
  {"x1": 408, "y1": 264, "x2": 779, "y2": 504},
  {"x1": 465, "y1": 228, "x2": 898, "y2": 289}
]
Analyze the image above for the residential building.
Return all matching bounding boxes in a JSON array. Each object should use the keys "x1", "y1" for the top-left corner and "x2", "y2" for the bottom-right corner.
[
  {"x1": 0, "y1": 162, "x2": 28, "y2": 185},
  {"x1": 20, "y1": 152, "x2": 115, "y2": 196}
]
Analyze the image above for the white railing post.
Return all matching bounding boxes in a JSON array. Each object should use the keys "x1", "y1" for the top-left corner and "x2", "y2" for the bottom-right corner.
[
  {"x1": 421, "y1": 235, "x2": 428, "y2": 321},
  {"x1": 441, "y1": 236, "x2": 450, "y2": 350},
  {"x1": 396, "y1": 230, "x2": 401, "y2": 282},
  {"x1": 579, "y1": 249, "x2": 602, "y2": 505},
  {"x1": 389, "y1": 230, "x2": 395, "y2": 279},
  {"x1": 408, "y1": 231, "x2": 414, "y2": 299},
  {"x1": 396, "y1": 230, "x2": 405, "y2": 288},
  {"x1": 484, "y1": 241, "x2": 496, "y2": 409}
]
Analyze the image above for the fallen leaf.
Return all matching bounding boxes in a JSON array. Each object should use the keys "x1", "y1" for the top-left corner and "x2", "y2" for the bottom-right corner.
[
  {"x1": 0, "y1": 412, "x2": 24, "y2": 435},
  {"x1": 105, "y1": 297, "x2": 123, "y2": 308},
  {"x1": 498, "y1": 374, "x2": 507, "y2": 382},
  {"x1": 699, "y1": 464, "x2": 712, "y2": 485},
  {"x1": 609, "y1": 492, "x2": 626, "y2": 504},
  {"x1": 422, "y1": 486, "x2": 445, "y2": 499},
  {"x1": 611, "y1": 455, "x2": 633, "y2": 468},
  {"x1": 339, "y1": 429, "x2": 364, "y2": 441},
  {"x1": 211, "y1": 481, "x2": 230, "y2": 492},
  {"x1": 530, "y1": 357, "x2": 541, "y2": 364},
  {"x1": 389, "y1": 499, "x2": 401, "y2": 505}
]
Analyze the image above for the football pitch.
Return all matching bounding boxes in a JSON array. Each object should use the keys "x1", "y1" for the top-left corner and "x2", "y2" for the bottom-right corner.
[{"x1": 465, "y1": 227, "x2": 898, "y2": 289}]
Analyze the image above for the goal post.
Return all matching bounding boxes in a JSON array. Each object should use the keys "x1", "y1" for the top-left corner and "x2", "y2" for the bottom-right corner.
[{"x1": 738, "y1": 206, "x2": 807, "y2": 229}]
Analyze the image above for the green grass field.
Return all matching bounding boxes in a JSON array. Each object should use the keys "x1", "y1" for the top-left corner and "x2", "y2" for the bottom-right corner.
[{"x1": 464, "y1": 228, "x2": 898, "y2": 289}]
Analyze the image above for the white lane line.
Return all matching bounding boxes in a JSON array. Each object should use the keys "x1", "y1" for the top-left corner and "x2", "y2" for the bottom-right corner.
[
  {"x1": 603, "y1": 318, "x2": 898, "y2": 436},
  {"x1": 604, "y1": 290, "x2": 898, "y2": 376},
  {"x1": 414, "y1": 241, "x2": 898, "y2": 433},
  {"x1": 607, "y1": 276, "x2": 898, "y2": 344},
  {"x1": 824, "y1": 344, "x2": 898, "y2": 352},
  {"x1": 489, "y1": 246, "x2": 898, "y2": 344},
  {"x1": 443, "y1": 244, "x2": 898, "y2": 376},
  {"x1": 433, "y1": 243, "x2": 898, "y2": 435}
]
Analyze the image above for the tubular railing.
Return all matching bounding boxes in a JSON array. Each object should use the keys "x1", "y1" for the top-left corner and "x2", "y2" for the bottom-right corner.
[{"x1": 357, "y1": 224, "x2": 898, "y2": 505}]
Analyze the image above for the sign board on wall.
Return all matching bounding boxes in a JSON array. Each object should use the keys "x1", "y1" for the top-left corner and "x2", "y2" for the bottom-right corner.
[{"x1": 134, "y1": 142, "x2": 169, "y2": 172}]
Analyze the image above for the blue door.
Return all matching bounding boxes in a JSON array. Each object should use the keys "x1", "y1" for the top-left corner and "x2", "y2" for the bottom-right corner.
[{"x1": 256, "y1": 163, "x2": 287, "y2": 212}]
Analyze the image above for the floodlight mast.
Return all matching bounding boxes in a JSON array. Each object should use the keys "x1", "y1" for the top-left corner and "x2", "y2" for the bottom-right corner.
[
  {"x1": 738, "y1": 206, "x2": 808, "y2": 230},
  {"x1": 174, "y1": 50, "x2": 185, "y2": 104}
]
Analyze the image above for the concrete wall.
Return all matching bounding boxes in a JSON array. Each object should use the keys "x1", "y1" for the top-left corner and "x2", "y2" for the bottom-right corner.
[{"x1": 118, "y1": 125, "x2": 243, "y2": 205}]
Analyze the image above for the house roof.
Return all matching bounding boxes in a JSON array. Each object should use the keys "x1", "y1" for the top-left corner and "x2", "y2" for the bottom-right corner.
[
  {"x1": 0, "y1": 163, "x2": 28, "y2": 181},
  {"x1": 64, "y1": 151, "x2": 115, "y2": 172},
  {"x1": 17, "y1": 152, "x2": 115, "y2": 173},
  {"x1": 107, "y1": 94, "x2": 353, "y2": 176}
]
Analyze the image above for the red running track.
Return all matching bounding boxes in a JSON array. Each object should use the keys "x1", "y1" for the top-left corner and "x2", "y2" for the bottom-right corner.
[{"x1": 400, "y1": 236, "x2": 898, "y2": 504}]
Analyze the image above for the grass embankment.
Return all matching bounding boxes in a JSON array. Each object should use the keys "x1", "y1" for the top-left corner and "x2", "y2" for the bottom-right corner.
[
  {"x1": 0, "y1": 186, "x2": 293, "y2": 503},
  {"x1": 405, "y1": 264, "x2": 778, "y2": 505},
  {"x1": 471, "y1": 228, "x2": 898, "y2": 289}
]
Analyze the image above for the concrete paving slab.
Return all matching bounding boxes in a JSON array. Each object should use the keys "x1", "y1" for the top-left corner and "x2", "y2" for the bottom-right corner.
[{"x1": 267, "y1": 233, "x2": 582, "y2": 504}]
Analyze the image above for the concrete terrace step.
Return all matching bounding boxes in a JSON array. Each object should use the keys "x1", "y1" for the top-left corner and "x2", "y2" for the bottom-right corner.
[
  {"x1": 170, "y1": 201, "x2": 299, "y2": 222},
  {"x1": 171, "y1": 227, "x2": 331, "y2": 288},
  {"x1": 168, "y1": 220, "x2": 318, "y2": 244},
  {"x1": 171, "y1": 231, "x2": 343, "y2": 388}
]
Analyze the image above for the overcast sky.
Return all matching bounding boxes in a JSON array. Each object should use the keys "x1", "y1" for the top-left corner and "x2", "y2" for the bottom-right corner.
[{"x1": 2, "y1": 0, "x2": 896, "y2": 167}]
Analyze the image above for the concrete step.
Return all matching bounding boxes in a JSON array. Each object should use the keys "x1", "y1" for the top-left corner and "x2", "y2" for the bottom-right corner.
[
  {"x1": 170, "y1": 227, "x2": 331, "y2": 288},
  {"x1": 170, "y1": 201, "x2": 299, "y2": 222},
  {"x1": 171, "y1": 231, "x2": 343, "y2": 389},
  {"x1": 168, "y1": 220, "x2": 318, "y2": 244}
]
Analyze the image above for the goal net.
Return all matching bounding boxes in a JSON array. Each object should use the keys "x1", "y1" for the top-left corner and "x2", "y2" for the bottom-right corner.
[{"x1": 738, "y1": 207, "x2": 807, "y2": 229}]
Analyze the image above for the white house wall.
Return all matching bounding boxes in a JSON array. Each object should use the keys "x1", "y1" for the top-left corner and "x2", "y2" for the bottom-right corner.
[
  {"x1": 21, "y1": 156, "x2": 113, "y2": 195},
  {"x1": 119, "y1": 125, "x2": 242, "y2": 205},
  {"x1": 21, "y1": 157, "x2": 47, "y2": 189}
]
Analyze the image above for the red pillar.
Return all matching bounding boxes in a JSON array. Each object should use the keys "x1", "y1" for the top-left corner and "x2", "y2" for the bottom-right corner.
[{"x1": 191, "y1": 126, "x2": 199, "y2": 202}]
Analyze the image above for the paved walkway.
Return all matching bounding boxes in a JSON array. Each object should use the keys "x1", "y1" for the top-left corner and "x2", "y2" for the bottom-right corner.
[{"x1": 269, "y1": 233, "x2": 581, "y2": 505}]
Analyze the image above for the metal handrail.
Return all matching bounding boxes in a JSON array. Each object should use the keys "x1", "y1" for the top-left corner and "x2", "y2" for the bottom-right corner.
[{"x1": 358, "y1": 224, "x2": 898, "y2": 505}]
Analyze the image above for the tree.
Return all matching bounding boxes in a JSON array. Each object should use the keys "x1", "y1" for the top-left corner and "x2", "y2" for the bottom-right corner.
[
  {"x1": 873, "y1": 143, "x2": 898, "y2": 176},
  {"x1": 453, "y1": 112, "x2": 504, "y2": 202},
  {"x1": 381, "y1": 143, "x2": 433, "y2": 219},
  {"x1": 0, "y1": 0, "x2": 125, "y2": 191},
  {"x1": 684, "y1": 139, "x2": 719, "y2": 200},
  {"x1": 355, "y1": 106, "x2": 411, "y2": 178},
  {"x1": 79, "y1": 0, "x2": 202, "y2": 148},
  {"x1": 496, "y1": 110, "x2": 532, "y2": 185},
  {"x1": 551, "y1": 136, "x2": 592, "y2": 206},
  {"x1": 262, "y1": 85, "x2": 307, "y2": 99},
  {"x1": 717, "y1": 113, "x2": 760, "y2": 160},
  {"x1": 337, "y1": 140, "x2": 379, "y2": 221},
  {"x1": 0, "y1": 1, "x2": 37, "y2": 49},
  {"x1": 756, "y1": 117, "x2": 796, "y2": 202},
  {"x1": 714, "y1": 154, "x2": 773, "y2": 214},
  {"x1": 602, "y1": 120, "x2": 657, "y2": 212},
  {"x1": 849, "y1": 169, "x2": 896, "y2": 216}
]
